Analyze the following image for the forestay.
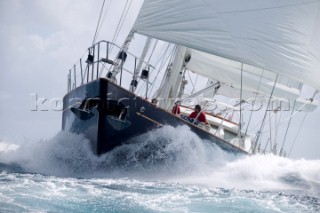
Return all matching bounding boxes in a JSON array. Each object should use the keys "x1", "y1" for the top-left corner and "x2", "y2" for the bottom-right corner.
[{"x1": 132, "y1": 0, "x2": 320, "y2": 90}]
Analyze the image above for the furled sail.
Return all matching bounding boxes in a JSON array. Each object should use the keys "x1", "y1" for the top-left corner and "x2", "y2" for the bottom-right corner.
[{"x1": 132, "y1": 0, "x2": 320, "y2": 90}]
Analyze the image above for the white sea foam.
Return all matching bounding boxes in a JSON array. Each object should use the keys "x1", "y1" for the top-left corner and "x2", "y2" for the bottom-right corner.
[
  {"x1": 0, "y1": 125, "x2": 319, "y2": 197},
  {"x1": 0, "y1": 141, "x2": 19, "y2": 153}
]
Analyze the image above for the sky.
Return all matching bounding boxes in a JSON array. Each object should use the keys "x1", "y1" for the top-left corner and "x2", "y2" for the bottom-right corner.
[{"x1": 0, "y1": 0, "x2": 319, "y2": 159}]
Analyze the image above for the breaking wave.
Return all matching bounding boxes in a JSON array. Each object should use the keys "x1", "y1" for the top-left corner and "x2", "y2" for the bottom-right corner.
[{"x1": 0, "y1": 125, "x2": 319, "y2": 197}]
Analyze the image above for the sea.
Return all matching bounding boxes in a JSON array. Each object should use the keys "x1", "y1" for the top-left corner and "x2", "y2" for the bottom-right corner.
[{"x1": 0, "y1": 125, "x2": 319, "y2": 213}]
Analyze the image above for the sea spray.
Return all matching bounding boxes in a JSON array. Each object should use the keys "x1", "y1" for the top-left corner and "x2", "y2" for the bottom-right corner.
[
  {"x1": 0, "y1": 125, "x2": 319, "y2": 198},
  {"x1": 0, "y1": 125, "x2": 232, "y2": 177},
  {"x1": 174, "y1": 153, "x2": 320, "y2": 197}
]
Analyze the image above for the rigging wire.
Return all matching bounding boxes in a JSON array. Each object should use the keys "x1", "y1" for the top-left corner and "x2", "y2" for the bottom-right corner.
[
  {"x1": 136, "y1": 42, "x2": 174, "y2": 97},
  {"x1": 263, "y1": 138, "x2": 271, "y2": 154},
  {"x1": 273, "y1": 109, "x2": 283, "y2": 153},
  {"x1": 155, "y1": 45, "x2": 178, "y2": 97},
  {"x1": 268, "y1": 110, "x2": 273, "y2": 151},
  {"x1": 146, "y1": 39, "x2": 158, "y2": 65},
  {"x1": 287, "y1": 112, "x2": 308, "y2": 157},
  {"x1": 92, "y1": 0, "x2": 106, "y2": 45},
  {"x1": 137, "y1": 38, "x2": 158, "y2": 96},
  {"x1": 102, "y1": 0, "x2": 133, "y2": 81},
  {"x1": 287, "y1": 90, "x2": 318, "y2": 157},
  {"x1": 255, "y1": 119, "x2": 267, "y2": 153},
  {"x1": 95, "y1": 0, "x2": 113, "y2": 41},
  {"x1": 279, "y1": 100, "x2": 296, "y2": 156},
  {"x1": 251, "y1": 74, "x2": 279, "y2": 153},
  {"x1": 102, "y1": 0, "x2": 133, "y2": 78},
  {"x1": 187, "y1": 70, "x2": 195, "y2": 90},
  {"x1": 244, "y1": 69, "x2": 264, "y2": 136},
  {"x1": 111, "y1": 0, "x2": 132, "y2": 47},
  {"x1": 148, "y1": 44, "x2": 174, "y2": 97},
  {"x1": 238, "y1": 63, "x2": 243, "y2": 138},
  {"x1": 135, "y1": 39, "x2": 156, "y2": 95},
  {"x1": 254, "y1": 98, "x2": 311, "y2": 136},
  {"x1": 191, "y1": 74, "x2": 199, "y2": 94},
  {"x1": 144, "y1": 43, "x2": 171, "y2": 97},
  {"x1": 153, "y1": 43, "x2": 171, "y2": 68},
  {"x1": 87, "y1": 0, "x2": 112, "y2": 79}
]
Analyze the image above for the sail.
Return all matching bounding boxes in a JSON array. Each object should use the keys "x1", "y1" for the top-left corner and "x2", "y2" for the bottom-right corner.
[
  {"x1": 186, "y1": 50, "x2": 318, "y2": 112},
  {"x1": 186, "y1": 49, "x2": 301, "y2": 101},
  {"x1": 132, "y1": 0, "x2": 320, "y2": 90}
]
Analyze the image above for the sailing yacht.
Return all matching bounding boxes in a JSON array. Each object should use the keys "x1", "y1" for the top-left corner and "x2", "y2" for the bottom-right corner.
[{"x1": 62, "y1": 0, "x2": 320, "y2": 156}]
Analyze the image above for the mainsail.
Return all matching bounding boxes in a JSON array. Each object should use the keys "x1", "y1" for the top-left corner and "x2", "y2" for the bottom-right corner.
[{"x1": 132, "y1": 0, "x2": 320, "y2": 90}]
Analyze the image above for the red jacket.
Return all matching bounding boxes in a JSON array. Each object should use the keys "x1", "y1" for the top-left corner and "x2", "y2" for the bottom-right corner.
[
  {"x1": 172, "y1": 105, "x2": 180, "y2": 114},
  {"x1": 189, "y1": 111, "x2": 208, "y2": 124}
]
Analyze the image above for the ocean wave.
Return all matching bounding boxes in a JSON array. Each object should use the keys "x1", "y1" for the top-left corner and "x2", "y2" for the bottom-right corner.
[{"x1": 0, "y1": 125, "x2": 319, "y2": 197}]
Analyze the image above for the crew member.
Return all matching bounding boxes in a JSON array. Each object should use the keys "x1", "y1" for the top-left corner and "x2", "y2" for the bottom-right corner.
[
  {"x1": 172, "y1": 100, "x2": 181, "y2": 115},
  {"x1": 189, "y1": 104, "x2": 208, "y2": 125}
]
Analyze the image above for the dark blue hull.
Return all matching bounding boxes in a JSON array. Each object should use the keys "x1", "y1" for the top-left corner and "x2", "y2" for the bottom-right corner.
[{"x1": 62, "y1": 78, "x2": 247, "y2": 155}]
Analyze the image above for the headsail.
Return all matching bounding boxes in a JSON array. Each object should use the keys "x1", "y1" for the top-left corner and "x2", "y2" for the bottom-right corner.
[{"x1": 132, "y1": 0, "x2": 320, "y2": 90}]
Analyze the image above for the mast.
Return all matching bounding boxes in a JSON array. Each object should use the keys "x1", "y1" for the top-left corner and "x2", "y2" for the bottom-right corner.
[
  {"x1": 171, "y1": 49, "x2": 191, "y2": 99},
  {"x1": 157, "y1": 46, "x2": 188, "y2": 109}
]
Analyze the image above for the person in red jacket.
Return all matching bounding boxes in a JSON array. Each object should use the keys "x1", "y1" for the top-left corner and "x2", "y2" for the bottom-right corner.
[
  {"x1": 172, "y1": 100, "x2": 181, "y2": 115},
  {"x1": 189, "y1": 104, "x2": 208, "y2": 125}
]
